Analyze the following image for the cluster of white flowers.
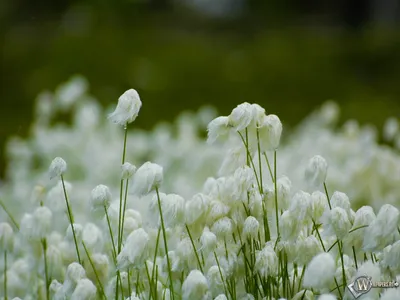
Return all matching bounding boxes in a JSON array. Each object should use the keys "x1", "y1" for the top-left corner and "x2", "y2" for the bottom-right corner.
[{"x1": 0, "y1": 76, "x2": 400, "y2": 300}]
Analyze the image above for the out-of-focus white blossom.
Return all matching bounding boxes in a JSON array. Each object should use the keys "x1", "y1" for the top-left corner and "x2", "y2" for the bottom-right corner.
[
  {"x1": 305, "y1": 154, "x2": 328, "y2": 187},
  {"x1": 132, "y1": 161, "x2": 163, "y2": 195},
  {"x1": 49, "y1": 157, "x2": 67, "y2": 179}
]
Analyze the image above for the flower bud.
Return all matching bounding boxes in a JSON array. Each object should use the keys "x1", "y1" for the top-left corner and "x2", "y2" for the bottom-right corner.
[
  {"x1": 305, "y1": 155, "x2": 328, "y2": 187},
  {"x1": 121, "y1": 162, "x2": 137, "y2": 180},
  {"x1": 132, "y1": 162, "x2": 163, "y2": 196},
  {"x1": 90, "y1": 184, "x2": 112, "y2": 210},
  {"x1": 108, "y1": 89, "x2": 142, "y2": 126},
  {"x1": 49, "y1": 157, "x2": 67, "y2": 179}
]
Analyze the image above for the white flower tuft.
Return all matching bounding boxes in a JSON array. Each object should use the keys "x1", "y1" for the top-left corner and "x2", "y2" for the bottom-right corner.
[
  {"x1": 182, "y1": 269, "x2": 209, "y2": 300},
  {"x1": 71, "y1": 278, "x2": 97, "y2": 300},
  {"x1": 303, "y1": 252, "x2": 335, "y2": 290},
  {"x1": 108, "y1": 89, "x2": 142, "y2": 126},
  {"x1": 305, "y1": 154, "x2": 328, "y2": 187},
  {"x1": 132, "y1": 162, "x2": 163, "y2": 196},
  {"x1": 121, "y1": 162, "x2": 137, "y2": 180},
  {"x1": 90, "y1": 184, "x2": 112, "y2": 210},
  {"x1": 0, "y1": 222, "x2": 14, "y2": 251},
  {"x1": 117, "y1": 228, "x2": 150, "y2": 270},
  {"x1": 49, "y1": 157, "x2": 67, "y2": 179},
  {"x1": 228, "y1": 102, "x2": 254, "y2": 131},
  {"x1": 207, "y1": 116, "x2": 230, "y2": 144}
]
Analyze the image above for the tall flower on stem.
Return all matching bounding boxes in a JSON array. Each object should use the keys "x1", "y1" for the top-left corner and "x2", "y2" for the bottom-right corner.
[
  {"x1": 49, "y1": 157, "x2": 82, "y2": 265},
  {"x1": 108, "y1": 89, "x2": 142, "y2": 299}
]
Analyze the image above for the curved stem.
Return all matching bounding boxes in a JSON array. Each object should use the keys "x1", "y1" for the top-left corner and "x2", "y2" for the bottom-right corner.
[
  {"x1": 61, "y1": 175, "x2": 81, "y2": 264},
  {"x1": 41, "y1": 239, "x2": 49, "y2": 300}
]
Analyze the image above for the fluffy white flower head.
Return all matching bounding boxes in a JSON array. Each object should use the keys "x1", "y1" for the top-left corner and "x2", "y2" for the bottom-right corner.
[
  {"x1": 207, "y1": 116, "x2": 230, "y2": 144},
  {"x1": 303, "y1": 252, "x2": 335, "y2": 290},
  {"x1": 121, "y1": 162, "x2": 137, "y2": 180},
  {"x1": 49, "y1": 157, "x2": 67, "y2": 179},
  {"x1": 90, "y1": 184, "x2": 112, "y2": 210},
  {"x1": 0, "y1": 222, "x2": 14, "y2": 251},
  {"x1": 182, "y1": 270, "x2": 209, "y2": 300},
  {"x1": 305, "y1": 155, "x2": 328, "y2": 187},
  {"x1": 108, "y1": 89, "x2": 142, "y2": 126},
  {"x1": 132, "y1": 162, "x2": 163, "y2": 195},
  {"x1": 228, "y1": 102, "x2": 254, "y2": 131}
]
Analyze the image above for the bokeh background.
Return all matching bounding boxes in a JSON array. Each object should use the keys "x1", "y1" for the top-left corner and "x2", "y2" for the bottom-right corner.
[{"x1": 2, "y1": 0, "x2": 400, "y2": 179}]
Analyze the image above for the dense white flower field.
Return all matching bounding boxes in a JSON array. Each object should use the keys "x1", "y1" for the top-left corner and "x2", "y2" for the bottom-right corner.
[{"x1": 1, "y1": 76, "x2": 400, "y2": 300}]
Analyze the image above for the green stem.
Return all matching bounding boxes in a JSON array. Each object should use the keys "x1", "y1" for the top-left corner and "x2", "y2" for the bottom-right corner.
[
  {"x1": 327, "y1": 239, "x2": 339, "y2": 252},
  {"x1": 274, "y1": 150, "x2": 280, "y2": 241},
  {"x1": 238, "y1": 131, "x2": 262, "y2": 193},
  {"x1": 352, "y1": 246, "x2": 358, "y2": 269},
  {"x1": 338, "y1": 240, "x2": 347, "y2": 291},
  {"x1": 118, "y1": 125, "x2": 129, "y2": 254},
  {"x1": 120, "y1": 179, "x2": 130, "y2": 244},
  {"x1": 312, "y1": 219, "x2": 326, "y2": 252},
  {"x1": 104, "y1": 205, "x2": 117, "y2": 263},
  {"x1": 323, "y1": 182, "x2": 332, "y2": 210},
  {"x1": 61, "y1": 175, "x2": 81, "y2": 264},
  {"x1": 214, "y1": 252, "x2": 229, "y2": 298},
  {"x1": 156, "y1": 188, "x2": 175, "y2": 300},
  {"x1": 185, "y1": 224, "x2": 204, "y2": 273},
  {"x1": 4, "y1": 251, "x2": 7, "y2": 300},
  {"x1": 82, "y1": 241, "x2": 106, "y2": 299},
  {"x1": 0, "y1": 200, "x2": 19, "y2": 230},
  {"x1": 127, "y1": 269, "x2": 132, "y2": 298},
  {"x1": 150, "y1": 227, "x2": 161, "y2": 300},
  {"x1": 41, "y1": 239, "x2": 50, "y2": 300},
  {"x1": 349, "y1": 225, "x2": 369, "y2": 233},
  {"x1": 256, "y1": 129, "x2": 264, "y2": 194},
  {"x1": 263, "y1": 152, "x2": 275, "y2": 183}
]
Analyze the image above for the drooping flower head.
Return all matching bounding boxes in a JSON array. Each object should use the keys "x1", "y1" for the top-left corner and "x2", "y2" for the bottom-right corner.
[{"x1": 108, "y1": 89, "x2": 142, "y2": 126}]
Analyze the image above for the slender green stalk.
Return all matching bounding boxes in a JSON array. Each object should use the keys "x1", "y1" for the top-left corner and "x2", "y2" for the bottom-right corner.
[
  {"x1": 104, "y1": 206, "x2": 117, "y2": 263},
  {"x1": 238, "y1": 131, "x2": 262, "y2": 192},
  {"x1": 327, "y1": 239, "x2": 339, "y2": 252},
  {"x1": 120, "y1": 179, "x2": 130, "y2": 243},
  {"x1": 312, "y1": 219, "x2": 326, "y2": 252},
  {"x1": 185, "y1": 224, "x2": 204, "y2": 273},
  {"x1": 338, "y1": 240, "x2": 347, "y2": 291},
  {"x1": 256, "y1": 129, "x2": 264, "y2": 194},
  {"x1": 127, "y1": 269, "x2": 132, "y2": 298},
  {"x1": 149, "y1": 228, "x2": 161, "y2": 300},
  {"x1": 156, "y1": 188, "x2": 175, "y2": 300},
  {"x1": 273, "y1": 150, "x2": 280, "y2": 241},
  {"x1": 352, "y1": 246, "x2": 358, "y2": 269},
  {"x1": 263, "y1": 152, "x2": 274, "y2": 183},
  {"x1": 0, "y1": 200, "x2": 19, "y2": 230},
  {"x1": 213, "y1": 252, "x2": 229, "y2": 298},
  {"x1": 323, "y1": 182, "x2": 332, "y2": 210},
  {"x1": 41, "y1": 239, "x2": 49, "y2": 300},
  {"x1": 82, "y1": 241, "x2": 106, "y2": 299},
  {"x1": 60, "y1": 175, "x2": 81, "y2": 264},
  {"x1": 4, "y1": 251, "x2": 7, "y2": 300},
  {"x1": 348, "y1": 225, "x2": 369, "y2": 233},
  {"x1": 117, "y1": 125, "x2": 129, "y2": 254},
  {"x1": 334, "y1": 278, "x2": 343, "y2": 299}
]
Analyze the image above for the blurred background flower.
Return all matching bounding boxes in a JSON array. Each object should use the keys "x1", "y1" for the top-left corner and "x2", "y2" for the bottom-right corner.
[{"x1": 1, "y1": 0, "x2": 400, "y2": 178}]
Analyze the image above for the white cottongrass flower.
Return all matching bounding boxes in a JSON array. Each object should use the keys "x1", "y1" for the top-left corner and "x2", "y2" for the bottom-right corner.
[
  {"x1": 71, "y1": 278, "x2": 97, "y2": 300},
  {"x1": 258, "y1": 114, "x2": 283, "y2": 150},
  {"x1": 383, "y1": 117, "x2": 399, "y2": 141},
  {"x1": 303, "y1": 252, "x2": 335, "y2": 290},
  {"x1": 132, "y1": 161, "x2": 163, "y2": 195},
  {"x1": 207, "y1": 116, "x2": 230, "y2": 144},
  {"x1": 242, "y1": 216, "x2": 260, "y2": 239},
  {"x1": 117, "y1": 228, "x2": 150, "y2": 270},
  {"x1": 90, "y1": 184, "x2": 112, "y2": 210},
  {"x1": 200, "y1": 227, "x2": 217, "y2": 254},
  {"x1": 305, "y1": 154, "x2": 328, "y2": 187},
  {"x1": 185, "y1": 193, "x2": 210, "y2": 225},
  {"x1": 49, "y1": 157, "x2": 67, "y2": 179},
  {"x1": 255, "y1": 243, "x2": 279, "y2": 278},
  {"x1": 207, "y1": 266, "x2": 225, "y2": 297},
  {"x1": 0, "y1": 222, "x2": 14, "y2": 251},
  {"x1": 323, "y1": 207, "x2": 352, "y2": 240},
  {"x1": 228, "y1": 102, "x2": 254, "y2": 131},
  {"x1": 214, "y1": 294, "x2": 228, "y2": 300},
  {"x1": 182, "y1": 270, "x2": 209, "y2": 300},
  {"x1": 108, "y1": 89, "x2": 142, "y2": 126},
  {"x1": 363, "y1": 204, "x2": 399, "y2": 251},
  {"x1": 121, "y1": 162, "x2": 137, "y2": 179},
  {"x1": 381, "y1": 240, "x2": 400, "y2": 273}
]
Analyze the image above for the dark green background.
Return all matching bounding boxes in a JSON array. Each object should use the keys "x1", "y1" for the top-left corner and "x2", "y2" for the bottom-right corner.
[{"x1": 2, "y1": 1, "x2": 400, "y2": 178}]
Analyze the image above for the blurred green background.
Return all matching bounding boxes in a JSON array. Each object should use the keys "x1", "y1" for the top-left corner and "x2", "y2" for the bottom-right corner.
[{"x1": 1, "y1": 0, "x2": 400, "y2": 178}]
